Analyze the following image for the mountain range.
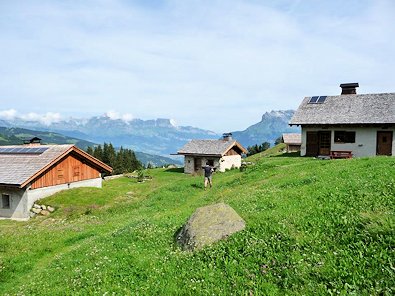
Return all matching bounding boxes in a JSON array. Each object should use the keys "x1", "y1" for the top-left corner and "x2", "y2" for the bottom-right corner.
[
  {"x1": 0, "y1": 116, "x2": 218, "y2": 156},
  {"x1": 0, "y1": 109, "x2": 299, "y2": 158},
  {"x1": 231, "y1": 110, "x2": 300, "y2": 147}
]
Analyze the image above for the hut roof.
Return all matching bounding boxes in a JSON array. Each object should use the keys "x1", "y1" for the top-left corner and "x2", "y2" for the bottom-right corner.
[
  {"x1": 282, "y1": 133, "x2": 301, "y2": 145},
  {"x1": 177, "y1": 139, "x2": 247, "y2": 157}
]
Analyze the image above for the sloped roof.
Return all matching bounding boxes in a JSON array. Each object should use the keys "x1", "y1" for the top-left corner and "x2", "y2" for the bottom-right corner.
[
  {"x1": 177, "y1": 140, "x2": 247, "y2": 156},
  {"x1": 289, "y1": 93, "x2": 395, "y2": 125},
  {"x1": 282, "y1": 133, "x2": 301, "y2": 145},
  {"x1": 0, "y1": 145, "x2": 112, "y2": 188}
]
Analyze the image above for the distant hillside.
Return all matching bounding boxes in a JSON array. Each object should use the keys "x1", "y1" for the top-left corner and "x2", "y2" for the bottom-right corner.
[
  {"x1": 135, "y1": 151, "x2": 182, "y2": 167},
  {"x1": 0, "y1": 126, "x2": 96, "y2": 150},
  {"x1": 231, "y1": 110, "x2": 300, "y2": 148}
]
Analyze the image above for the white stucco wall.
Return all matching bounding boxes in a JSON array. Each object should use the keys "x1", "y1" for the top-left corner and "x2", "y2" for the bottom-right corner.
[
  {"x1": 218, "y1": 155, "x2": 242, "y2": 172},
  {"x1": 0, "y1": 178, "x2": 103, "y2": 220},
  {"x1": 300, "y1": 127, "x2": 395, "y2": 157}
]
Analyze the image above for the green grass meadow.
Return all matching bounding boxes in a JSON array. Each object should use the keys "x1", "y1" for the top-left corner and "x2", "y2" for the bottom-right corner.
[{"x1": 0, "y1": 154, "x2": 394, "y2": 295}]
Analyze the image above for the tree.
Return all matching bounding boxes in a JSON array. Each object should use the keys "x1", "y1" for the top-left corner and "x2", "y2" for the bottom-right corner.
[
  {"x1": 86, "y1": 144, "x2": 142, "y2": 175},
  {"x1": 93, "y1": 145, "x2": 103, "y2": 161},
  {"x1": 274, "y1": 136, "x2": 283, "y2": 146},
  {"x1": 247, "y1": 142, "x2": 271, "y2": 156}
]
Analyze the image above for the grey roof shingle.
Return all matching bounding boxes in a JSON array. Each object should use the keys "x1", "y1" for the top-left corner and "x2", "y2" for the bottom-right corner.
[
  {"x1": 0, "y1": 145, "x2": 73, "y2": 186},
  {"x1": 177, "y1": 140, "x2": 245, "y2": 156},
  {"x1": 289, "y1": 93, "x2": 395, "y2": 125}
]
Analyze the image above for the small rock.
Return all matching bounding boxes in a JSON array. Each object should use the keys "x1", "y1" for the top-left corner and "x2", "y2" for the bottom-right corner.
[
  {"x1": 40, "y1": 210, "x2": 50, "y2": 216},
  {"x1": 31, "y1": 208, "x2": 42, "y2": 214},
  {"x1": 47, "y1": 206, "x2": 55, "y2": 212},
  {"x1": 29, "y1": 212, "x2": 36, "y2": 218},
  {"x1": 33, "y1": 204, "x2": 41, "y2": 209},
  {"x1": 41, "y1": 205, "x2": 47, "y2": 210}
]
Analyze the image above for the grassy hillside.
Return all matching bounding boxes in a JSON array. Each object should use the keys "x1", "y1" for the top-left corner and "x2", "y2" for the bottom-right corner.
[{"x1": 0, "y1": 154, "x2": 394, "y2": 295}]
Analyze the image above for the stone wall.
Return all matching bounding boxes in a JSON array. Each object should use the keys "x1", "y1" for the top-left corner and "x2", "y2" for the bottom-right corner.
[
  {"x1": 183, "y1": 156, "x2": 221, "y2": 174},
  {"x1": 27, "y1": 178, "x2": 102, "y2": 211}
]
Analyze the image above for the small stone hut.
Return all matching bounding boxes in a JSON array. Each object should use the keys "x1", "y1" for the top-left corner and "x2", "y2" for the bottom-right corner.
[
  {"x1": 176, "y1": 134, "x2": 247, "y2": 174},
  {"x1": 282, "y1": 133, "x2": 302, "y2": 153}
]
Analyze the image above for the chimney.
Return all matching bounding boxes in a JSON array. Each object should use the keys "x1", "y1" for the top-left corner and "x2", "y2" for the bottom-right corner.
[
  {"x1": 340, "y1": 83, "x2": 359, "y2": 95},
  {"x1": 222, "y1": 133, "x2": 233, "y2": 141},
  {"x1": 23, "y1": 137, "x2": 42, "y2": 146}
]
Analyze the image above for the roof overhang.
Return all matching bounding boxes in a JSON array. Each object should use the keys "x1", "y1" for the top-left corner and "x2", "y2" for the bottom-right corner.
[
  {"x1": 176, "y1": 153, "x2": 223, "y2": 157},
  {"x1": 0, "y1": 183, "x2": 21, "y2": 188},
  {"x1": 290, "y1": 123, "x2": 395, "y2": 128}
]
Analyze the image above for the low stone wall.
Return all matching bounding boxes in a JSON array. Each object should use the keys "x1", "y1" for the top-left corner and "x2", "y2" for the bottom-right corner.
[
  {"x1": 103, "y1": 174, "x2": 124, "y2": 180},
  {"x1": 30, "y1": 203, "x2": 55, "y2": 218}
]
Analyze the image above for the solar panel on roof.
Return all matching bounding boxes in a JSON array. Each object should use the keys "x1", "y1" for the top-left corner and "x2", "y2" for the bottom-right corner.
[
  {"x1": 308, "y1": 96, "x2": 319, "y2": 103},
  {"x1": 36, "y1": 147, "x2": 48, "y2": 153},
  {"x1": 317, "y1": 96, "x2": 327, "y2": 103},
  {"x1": 0, "y1": 147, "x2": 49, "y2": 155},
  {"x1": 28, "y1": 147, "x2": 40, "y2": 153}
]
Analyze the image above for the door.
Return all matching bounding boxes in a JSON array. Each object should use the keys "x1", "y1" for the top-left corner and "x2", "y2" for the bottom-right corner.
[
  {"x1": 306, "y1": 131, "x2": 331, "y2": 156},
  {"x1": 318, "y1": 131, "x2": 331, "y2": 155},
  {"x1": 194, "y1": 158, "x2": 202, "y2": 173},
  {"x1": 377, "y1": 131, "x2": 393, "y2": 155},
  {"x1": 306, "y1": 132, "x2": 319, "y2": 156}
]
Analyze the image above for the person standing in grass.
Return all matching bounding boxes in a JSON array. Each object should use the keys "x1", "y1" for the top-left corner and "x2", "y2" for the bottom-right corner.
[{"x1": 203, "y1": 162, "x2": 214, "y2": 190}]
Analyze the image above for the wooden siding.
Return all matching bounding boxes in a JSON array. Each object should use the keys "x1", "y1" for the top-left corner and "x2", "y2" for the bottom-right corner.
[
  {"x1": 31, "y1": 154, "x2": 101, "y2": 189},
  {"x1": 225, "y1": 148, "x2": 240, "y2": 156}
]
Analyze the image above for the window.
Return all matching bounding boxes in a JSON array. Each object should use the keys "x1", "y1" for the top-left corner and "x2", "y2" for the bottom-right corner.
[
  {"x1": 334, "y1": 131, "x2": 356, "y2": 143},
  {"x1": 57, "y1": 168, "x2": 64, "y2": 179},
  {"x1": 207, "y1": 159, "x2": 214, "y2": 166},
  {"x1": 2, "y1": 194, "x2": 10, "y2": 209},
  {"x1": 73, "y1": 166, "x2": 80, "y2": 177}
]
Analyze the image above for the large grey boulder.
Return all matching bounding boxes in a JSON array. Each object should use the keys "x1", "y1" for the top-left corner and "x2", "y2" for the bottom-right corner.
[{"x1": 176, "y1": 203, "x2": 245, "y2": 251}]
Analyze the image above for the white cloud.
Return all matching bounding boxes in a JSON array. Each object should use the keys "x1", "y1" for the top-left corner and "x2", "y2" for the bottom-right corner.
[
  {"x1": 0, "y1": 109, "x2": 17, "y2": 120},
  {"x1": 25, "y1": 112, "x2": 62, "y2": 125},
  {"x1": 0, "y1": 109, "x2": 62, "y2": 125},
  {"x1": 105, "y1": 110, "x2": 133, "y2": 122}
]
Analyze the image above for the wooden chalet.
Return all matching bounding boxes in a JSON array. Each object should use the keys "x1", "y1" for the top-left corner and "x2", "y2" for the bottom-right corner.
[
  {"x1": 289, "y1": 83, "x2": 395, "y2": 157},
  {"x1": 0, "y1": 144, "x2": 112, "y2": 220}
]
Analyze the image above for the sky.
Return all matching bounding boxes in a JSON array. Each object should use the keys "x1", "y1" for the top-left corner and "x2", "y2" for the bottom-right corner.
[{"x1": 0, "y1": 0, "x2": 394, "y2": 132}]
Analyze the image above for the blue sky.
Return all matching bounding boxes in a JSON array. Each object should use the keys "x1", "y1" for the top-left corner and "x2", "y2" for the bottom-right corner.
[{"x1": 0, "y1": 0, "x2": 394, "y2": 132}]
